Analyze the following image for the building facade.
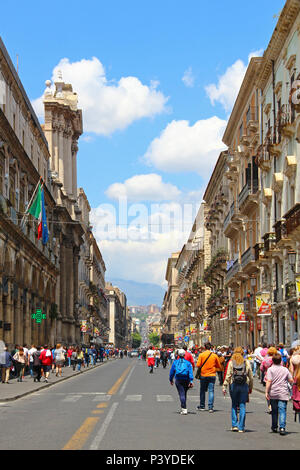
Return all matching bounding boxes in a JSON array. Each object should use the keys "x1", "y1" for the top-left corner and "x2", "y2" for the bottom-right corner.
[{"x1": 0, "y1": 37, "x2": 59, "y2": 349}]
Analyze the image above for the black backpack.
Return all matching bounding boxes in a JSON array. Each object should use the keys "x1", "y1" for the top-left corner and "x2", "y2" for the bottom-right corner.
[{"x1": 232, "y1": 360, "x2": 247, "y2": 385}]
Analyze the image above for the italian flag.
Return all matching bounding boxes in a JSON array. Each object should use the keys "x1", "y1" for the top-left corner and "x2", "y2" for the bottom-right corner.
[{"x1": 28, "y1": 183, "x2": 49, "y2": 244}]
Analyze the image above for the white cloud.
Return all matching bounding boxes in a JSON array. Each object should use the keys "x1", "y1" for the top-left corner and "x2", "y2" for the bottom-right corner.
[
  {"x1": 143, "y1": 117, "x2": 227, "y2": 176},
  {"x1": 90, "y1": 202, "x2": 192, "y2": 286},
  {"x1": 182, "y1": 67, "x2": 195, "y2": 88},
  {"x1": 205, "y1": 49, "x2": 263, "y2": 112},
  {"x1": 105, "y1": 174, "x2": 181, "y2": 202},
  {"x1": 32, "y1": 57, "x2": 169, "y2": 136}
]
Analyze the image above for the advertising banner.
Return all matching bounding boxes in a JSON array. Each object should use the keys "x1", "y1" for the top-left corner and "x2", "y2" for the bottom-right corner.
[
  {"x1": 296, "y1": 276, "x2": 300, "y2": 305},
  {"x1": 220, "y1": 307, "x2": 228, "y2": 321},
  {"x1": 256, "y1": 292, "x2": 272, "y2": 316},
  {"x1": 236, "y1": 303, "x2": 247, "y2": 323},
  {"x1": 80, "y1": 320, "x2": 87, "y2": 332}
]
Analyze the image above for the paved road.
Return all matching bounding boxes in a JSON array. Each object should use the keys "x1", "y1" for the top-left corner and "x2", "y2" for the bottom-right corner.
[{"x1": 0, "y1": 358, "x2": 299, "y2": 450}]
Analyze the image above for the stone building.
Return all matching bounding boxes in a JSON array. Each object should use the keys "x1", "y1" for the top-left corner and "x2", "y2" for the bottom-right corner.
[
  {"x1": 0, "y1": 37, "x2": 59, "y2": 348},
  {"x1": 105, "y1": 283, "x2": 128, "y2": 348},
  {"x1": 174, "y1": 203, "x2": 211, "y2": 347},
  {"x1": 203, "y1": 151, "x2": 231, "y2": 346},
  {"x1": 160, "y1": 252, "x2": 180, "y2": 345},
  {"x1": 42, "y1": 72, "x2": 84, "y2": 344}
]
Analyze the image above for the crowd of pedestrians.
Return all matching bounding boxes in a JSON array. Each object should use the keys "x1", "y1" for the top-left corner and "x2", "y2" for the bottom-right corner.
[
  {"x1": 0, "y1": 343, "x2": 128, "y2": 384},
  {"x1": 143, "y1": 341, "x2": 300, "y2": 435}
]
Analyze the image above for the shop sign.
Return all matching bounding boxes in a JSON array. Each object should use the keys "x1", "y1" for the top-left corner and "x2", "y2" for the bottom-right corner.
[{"x1": 256, "y1": 292, "x2": 272, "y2": 316}]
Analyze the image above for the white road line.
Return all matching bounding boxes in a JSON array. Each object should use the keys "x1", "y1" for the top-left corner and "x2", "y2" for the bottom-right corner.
[
  {"x1": 125, "y1": 395, "x2": 142, "y2": 401},
  {"x1": 118, "y1": 363, "x2": 136, "y2": 395},
  {"x1": 92, "y1": 395, "x2": 112, "y2": 402},
  {"x1": 89, "y1": 402, "x2": 119, "y2": 450},
  {"x1": 62, "y1": 395, "x2": 82, "y2": 403},
  {"x1": 156, "y1": 395, "x2": 174, "y2": 402}
]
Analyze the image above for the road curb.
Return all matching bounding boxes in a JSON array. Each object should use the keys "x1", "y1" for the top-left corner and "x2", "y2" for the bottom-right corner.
[{"x1": 0, "y1": 359, "x2": 117, "y2": 403}]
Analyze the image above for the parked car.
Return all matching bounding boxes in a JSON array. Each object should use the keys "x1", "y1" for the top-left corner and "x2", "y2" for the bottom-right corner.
[{"x1": 130, "y1": 350, "x2": 139, "y2": 357}]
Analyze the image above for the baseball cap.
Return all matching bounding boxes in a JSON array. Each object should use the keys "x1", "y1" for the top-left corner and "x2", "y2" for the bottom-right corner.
[{"x1": 178, "y1": 349, "x2": 185, "y2": 357}]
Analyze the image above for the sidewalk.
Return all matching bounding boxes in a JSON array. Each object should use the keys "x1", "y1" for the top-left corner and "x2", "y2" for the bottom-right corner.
[{"x1": 0, "y1": 359, "x2": 115, "y2": 402}]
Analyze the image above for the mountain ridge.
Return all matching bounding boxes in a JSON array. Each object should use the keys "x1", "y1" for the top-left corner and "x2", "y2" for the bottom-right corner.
[{"x1": 107, "y1": 278, "x2": 165, "y2": 306}]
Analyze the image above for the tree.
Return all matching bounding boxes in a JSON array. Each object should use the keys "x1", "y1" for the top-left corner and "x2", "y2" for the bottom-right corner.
[
  {"x1": 148, "y1": 332, "x2": 160, "y2": 347},
  {"x1": 132, "y1": 332, "x2": 142, "y2": 349}
]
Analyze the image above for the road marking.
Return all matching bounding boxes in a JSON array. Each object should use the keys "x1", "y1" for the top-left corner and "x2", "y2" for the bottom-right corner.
[
  {"x1": 119, "y1": 363, "x2": 136, "y2": 395},
  {"x1": 89, "y1": 402, "x2": 119, "y2": 450},
  {"x1": 62, "y1": 417, "x2": 99, "y2": 450},
  {"x1": 107, "y1": 365, "x2": 132, "y2": 395},
  {"x1": 96, "y1": 403, "x2": 109, "y2": 408},
  {"x1": 125, "y1": 395, "x2": 142, "y2": 401},
  {"x1": 188, "y1": 396, "x2": 200, "y2": 402},
  {"x1": 92, "y1": 395, "x2": 112, "y2": 402},
  {"x1": 62, "y1": 395, "x2": 82, "y2": 403},
  {"x1": 156, "y1": 395, "x2": 174, "y2": 402},
  {"x1": 92, "y1": 410, "x2": 104, "y2": 415}
]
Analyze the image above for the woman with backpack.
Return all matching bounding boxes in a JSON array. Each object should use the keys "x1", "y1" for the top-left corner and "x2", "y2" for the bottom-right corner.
[
  {"x1": 169, "y1": 349, "x2": 194, "y2": 415},
  {"x1": 222, "y1": 346, "x2": 253, "y2": 433},
  {"x1": 265, "y1": 353, "x2": 294, "y2": 435}
]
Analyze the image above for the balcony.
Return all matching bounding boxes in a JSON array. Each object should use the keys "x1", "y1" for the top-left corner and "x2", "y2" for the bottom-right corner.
[
  {"x1": 284, "y1": 203, "x2": 300, "y2": 242},
  {"x1": 279, "y1": 104, "x2": 296, "y2": 138},
  {"x1": 241, "y1": 247, "x2": 258, "y2": 275},
  {"x1": 225, "y1": 259, "x2": 241, "y2": 288},
  {"x1": 263, "y1": 232, "x2": 277, "y2": 254},
  {"x1": 274, "y1": 219, "x2": 292, "y2": 248},
  {"x1": 224, "y1": 202, "x2": 243, "y2": 239},
  {"x1": 285, "y1": 281, "x2": 297, "y2": 302},
  {"x1": 256, "y1": 145, "x2": 272, "y2": 171},
  {"x1": 238, "y1": 182, "x2": 259, "y2": 215}
]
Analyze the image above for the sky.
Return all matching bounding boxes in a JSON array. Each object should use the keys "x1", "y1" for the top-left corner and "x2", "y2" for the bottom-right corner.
[{"x1": 1, "y1": 0, "x2": 285, "y2": 290}]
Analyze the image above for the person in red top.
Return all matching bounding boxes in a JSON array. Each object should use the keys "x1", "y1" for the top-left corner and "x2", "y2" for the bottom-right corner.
[
  {"x1": 39, "y1": 345, "x2": 53, "y2": 382},
  {"x1": 182, "y1": 345, "x2": 195, "y2": 370}
]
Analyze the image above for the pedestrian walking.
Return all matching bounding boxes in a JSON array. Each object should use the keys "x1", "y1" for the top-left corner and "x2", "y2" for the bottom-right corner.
[
  {"x1": 291, "y1": 357, "x2": 300, "y2": 422},
  {"x1": 54, "y1": 343, "x2": 66, "y2": 377},
  {"x1": 169, "y1": 349, "x2": 194, "y2": 415},
  {"x1": 71, "y1": 347, "x2": 77, "y2": 370},
  {"x1": 32, "y1": 346, "x2": 42, "y2": 382},
  {"x1": 76, "y1": 348, "x2": 84, "y2": 371},
  {"x1": 0, "y1": 346, "x2": 13, "y2": 384},
  {"x1": 222, "y1": 346, "x2": 253, "y2": 433},
  {"x1": 260, "y1": 346, "x2": 278, "y2": 413},
  {"x1": 216, "y1": 348, "x2": 225, "y2": 385},
  {"x1": 13, "y1": 347, "x2": 26, "y2": 382},
  {"x1": 67, "y1": 346, "x2": 73, "y2": 367},
  {"x1": 146, "y1": 346, "x2": 155, "y2": 373},
  {"x1": 265, "y1": 353, "x2": 293, "y2": 435},
  {"x1": 28, "y1": 344, "x2": 37, "y2": 378},
  {"x1": 155, "y1": 348, "x2": 160, "y2": 368},
  {"x1": 196, "y1": 342, "x2": 221, "y2": 412},
  {"x1": 39, "y1": 345, "x2": 53, "y2": 382},
  {"x1": 182, "y1": 345, "x2": 195, "y2": 370}
]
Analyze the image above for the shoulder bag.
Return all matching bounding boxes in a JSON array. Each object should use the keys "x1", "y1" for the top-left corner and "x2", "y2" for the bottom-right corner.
[{"x1": 195, "y1": 352, "x2": 212, "y2": 380}]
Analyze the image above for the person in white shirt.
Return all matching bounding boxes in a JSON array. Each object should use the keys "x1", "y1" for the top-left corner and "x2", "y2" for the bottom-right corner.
[
  {"x1": 28, "y1": 344, "x2": 37, "y2": 378},
  {"x1": 253, "y1": 344, "x2": 263, "y2": 378},
  {"x1": 146, "y1": 347, "x2": 155, "y2": 373}
]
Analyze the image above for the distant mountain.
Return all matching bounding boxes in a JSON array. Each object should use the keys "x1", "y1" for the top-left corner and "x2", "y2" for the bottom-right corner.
[{"x1": 107, "y1": 278, "x2": 165, "y2": 306}]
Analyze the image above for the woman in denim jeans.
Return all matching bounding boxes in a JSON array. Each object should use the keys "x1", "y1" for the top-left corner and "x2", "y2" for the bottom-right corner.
[
  {"x1": 223, "y1": 347, "x2": 253, "y2": 433},
  {"x1": 265, "y1": 353, "x2": 293, "y2": 435}
]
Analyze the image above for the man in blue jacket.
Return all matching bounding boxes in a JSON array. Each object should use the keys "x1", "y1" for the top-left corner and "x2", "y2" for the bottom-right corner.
[
  {"x1": 169, "y1": 349, "x2": 194, "y2": 415},
  {"x1": 0, "y1": 346, "x2": 13, "y2": 384}
]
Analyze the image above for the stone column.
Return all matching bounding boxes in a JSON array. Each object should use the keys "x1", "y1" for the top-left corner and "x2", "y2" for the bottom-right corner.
[{"x1": 4, "y1": 280, "x2": 13, "y2": 347}]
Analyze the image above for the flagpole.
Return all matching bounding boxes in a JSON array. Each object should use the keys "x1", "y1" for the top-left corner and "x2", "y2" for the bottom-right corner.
[{"x1": 20, "y1": 177, "x2": 43, "y2": 230}]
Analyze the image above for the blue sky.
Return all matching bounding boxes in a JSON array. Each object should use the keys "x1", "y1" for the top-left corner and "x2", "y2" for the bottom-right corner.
[{"x1": 1, "y1": 0, "x2": 285, "y2": 288}]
